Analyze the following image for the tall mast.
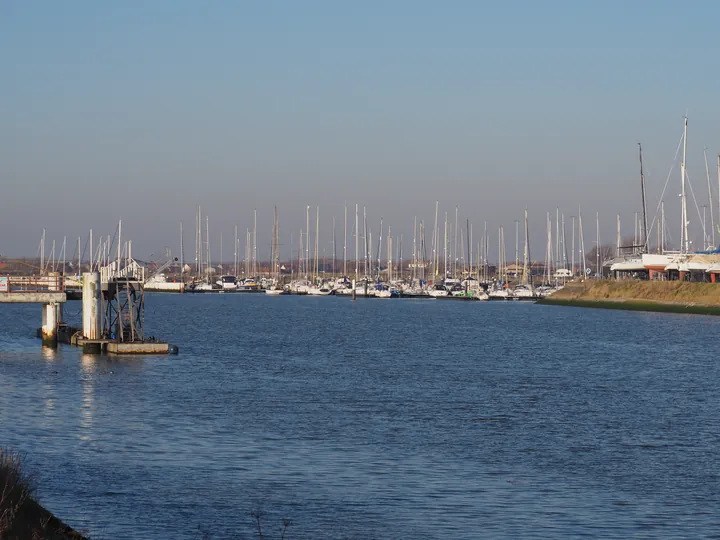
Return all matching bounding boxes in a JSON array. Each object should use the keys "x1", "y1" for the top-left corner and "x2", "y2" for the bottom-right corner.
[
  {"x1": 196, "y1": 206, "x2": 201, "y2": 276},
  {"x1": 522, "y1": 209, "x2": 529, "y2": 284},
  {"x1": 412, "y1": 216, "x2": 417, "y2": 282},
  {"x1": 433, "y1": 201, "x2": 439, "y2": 278},
  {"x1": 179, "y1": 222, "x2": 183, "y2": 275},
  {"x1": 205, "y1": 216, "x2": 210, "y2": 281},
  {"x1": 314, "y1": 206, "x2": 319, "y2": 281},
  {"x1": 343, "y1": 202, "x2": 347, "y2": 276},
  {"x1": 555, "y1": 207, "x2": 559, "y2": 271},
  {"x1": 704, "y1": 148, "x2": 715, "y2": 248},
  {"x1": 332, "y1": 216, "x2": 336, "y2": 276},
  {"x1": 596, "y1": 212, "x2": 600, "y2": 277},
  {"x1": 234, "y1": 225, "x2": 238, "y2": 276},
  {"x1": 578, "y1": 213, "x2": 586, "y2": 276},
  {"x1": 355, "y1": 204, "x2": 359, "y2": 282},
  {"x1": 364, "y1": 207, "x2": 369, "y2": 277},
  {"x1": 253, "y1": 209, "x2": 257, "y2": 276},
  {"x1": 661, "y1": 202, "x2": 665, "y2": 253},
  {"x1": 639, "y1": 142, "x2": 649, "y2": 252},
  {"x1": 305, "y1": 205, "x2": 310, "y2": 279},
  {"x1": 376, "y1": 217, "x2": 383, "y2": 280},
  {"x1": 515, "y1": 219, "x2": 519, "y2": 278},
  {"x1": 483, "y1": 220, "x2": 488, "y2": 282},
  {"x1": 443, "y1": 212, "x2": 448, "y2": 278},
  {"x1": 454, "y1": 206, "x2": 458, "y2": 277},
  {"x1": 681, "y1": 116, "x2": 689, "y2": 253},
  {"x1": 466, "y1": 218, "x2": 471, "y2": 278},
  {"x1": 420, "y1": 221, "x2": 426, "y2": 281},
  {"x1": 571, "y1": 216, "x2": 575, "y2": 276},
  {"x1": 274, "y1": 206, "x2": 279, "y2": 280}
]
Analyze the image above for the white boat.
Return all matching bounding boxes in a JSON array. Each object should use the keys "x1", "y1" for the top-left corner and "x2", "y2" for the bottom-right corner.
[
  {"x1": 144, "y1": 273, "x2": 185, "y2": 292},
  {"x1": 374, "y1": 289, "x2": 392, "y2": 298},
  {"x1": 289, "y1": 279, "x2": 311, "y2": 294},
  {"x1": 488, "y1": 287, "x2": 512, "y2": 299},
  {"x1": 193, "y1": 282, "x2": 215, "y2": 292},
  {"x1": 512, "y1": 284, "x2": 536, "y2": 298},
  {"x1": 474, "y1": 290, "x2": 489, "y2": 301},
  {"x1": 265, "y1": 287, "x2": 285, "y2": 296},
  {"x1": 427, "y1": 285, "x2": 449, "y2": 297},
  {"x1": 307, "y1": 283, "x2": 332, "y2": 296},
  {"x1": 216, "y1": 275, "x2": 238, "y2": 290}
]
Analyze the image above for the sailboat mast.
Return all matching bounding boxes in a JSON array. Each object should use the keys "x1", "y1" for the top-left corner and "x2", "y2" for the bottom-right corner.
[
  {"x1": 523, "y1": 209, "x2": 529, "y2": 283},
  {"x1": 639, "y1": 143, "x2": 649, "y2": 252},
  {"x1": 433, "y1": 201, "x2": 439, "y2": 278},
  {"x1": 253, "y1": 209, "x2": 257, "y2": 276},
  {"x1": 179, "y1": 222, "x2": 184, "y2": 276},
  {"x1": 412, "y1": 216, "x2": 417, "y2": 282},
  {"x1": 681, "y1": 117, "x2": 689, "y2": 253},
  {"x1": 443, "y1": 213, "x2": 448, "y2": 278},
  {"x1": 314, "y1": 206, "x2": 319, "y2": 281},
  {"x1": 343, "y1": 203, "x2": 347, "y2": 276},
  {"x1": 571, "y1": 216, "x2": 575, "y2": 276},
  {"x1": 596, "y1": 212, "x2": 600, "y2": 277},
  {"x1": 355, "y1": 204, "x2": 359, "y2": 282},
  {"x1": 466, "y1": 218, "x2": 471, "y2": 277},
  {"x1": 661, "y1": 202, "x2": 665, "y2": 252},
  {"x1": 454, "y1": 206, "x2": 458, "y2": 277},
  {"x1": 704, "y1": 148, "x2": 715, "y2": 248},
  {"x1": 205, "y1": 216, "x2": 210, "y2": 281},
  {"x1": 305, "y1": 205, "x2": 310, "y2": 279},
  {"x1": 234, "y1": 225, "x2": 238, "y2": 276}
]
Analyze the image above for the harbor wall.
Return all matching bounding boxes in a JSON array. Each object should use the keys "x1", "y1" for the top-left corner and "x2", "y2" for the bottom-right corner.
[{"x1": 539, "y1": 280, "x2": 720, "y2": 315}]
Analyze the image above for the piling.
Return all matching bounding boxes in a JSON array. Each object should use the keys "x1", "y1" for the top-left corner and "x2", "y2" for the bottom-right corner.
[
  {"x1": 352, "y1": 279, "x2": 356, "y2": 300},
  {"x1": 82, "y1": 272, "x2": 101, "y2": 340},
  {"x1": 41, "y1": 302, "x2": 58, "y2": 346}
]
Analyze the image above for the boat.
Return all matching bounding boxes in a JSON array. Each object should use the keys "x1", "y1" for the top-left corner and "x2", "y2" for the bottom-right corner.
[
  {"x1": 427, "y1": 283, "x2": 449, "y2": 297},
  {"x1": 216, "y1": 275, "x2": 238, "y2": 291}
]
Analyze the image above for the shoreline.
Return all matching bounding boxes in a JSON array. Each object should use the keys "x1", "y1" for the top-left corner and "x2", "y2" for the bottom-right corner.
[{"x1": 539, "y1": 280, "x2": 720, "y2": 316}]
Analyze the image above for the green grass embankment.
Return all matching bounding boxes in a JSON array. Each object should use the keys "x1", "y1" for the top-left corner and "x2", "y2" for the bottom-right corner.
[{"x1": 538, "y1": 280, "x2": 720, "y2": 315}]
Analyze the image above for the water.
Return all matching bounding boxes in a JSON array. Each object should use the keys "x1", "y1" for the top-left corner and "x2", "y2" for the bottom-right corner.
[{"x1": 1, "y1": 295, "x2": 720, "y2": 539}]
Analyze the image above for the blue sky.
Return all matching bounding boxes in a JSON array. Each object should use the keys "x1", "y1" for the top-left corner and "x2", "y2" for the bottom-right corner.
[{"x1": 2, "y1": 1, "x2": 720, "y2": 261}]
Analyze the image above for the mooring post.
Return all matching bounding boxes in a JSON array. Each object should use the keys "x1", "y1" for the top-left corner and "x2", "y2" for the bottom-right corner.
[
  {"x1": 41, "y1": 301, "x2": 58, "y2": 346},
  {"x1": 82, "y1": 272, "x2": 101, "y2": 339},
  {"x1": 352, "y1": 279, "x2": 356, "y2": 300}
]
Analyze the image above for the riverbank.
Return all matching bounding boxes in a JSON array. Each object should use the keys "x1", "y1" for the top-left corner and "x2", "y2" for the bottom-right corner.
[
  {"x1": 539, "y1": 280, "x2": 720, "y2": 315},
  {"x1": 0, "y1": 450, "x2": 85, "y2": 540}
]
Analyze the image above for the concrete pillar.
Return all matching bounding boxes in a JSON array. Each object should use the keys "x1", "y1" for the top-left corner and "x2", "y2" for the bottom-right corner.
[
  {"x1": 41, "y1": 301, "x2": 58, "y2": 345},
  {"x1": 82, "y1": 272, "x2": 101, "y2": 339}
]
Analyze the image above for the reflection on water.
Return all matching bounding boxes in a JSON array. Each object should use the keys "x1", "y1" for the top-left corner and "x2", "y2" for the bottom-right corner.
[
  {"x1": 1, "y1": 297, "x2": 720, "y2": 539},
  {"x1": 79, "y1": 355, "x2": 96, "y2": 441}
]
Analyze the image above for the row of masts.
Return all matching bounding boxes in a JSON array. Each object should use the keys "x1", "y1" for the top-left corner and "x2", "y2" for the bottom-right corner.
[
  {"x1": 31, "y1": 118, "x2": 720, "y2": 279},
  {"x1": 183, "y1": 202, "x2": 611, "y2": 284}
]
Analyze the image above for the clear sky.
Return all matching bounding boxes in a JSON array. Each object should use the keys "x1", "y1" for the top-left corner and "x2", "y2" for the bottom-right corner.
[{"x1": 2, "y1": 1, "x2": 720, "y2": 263}]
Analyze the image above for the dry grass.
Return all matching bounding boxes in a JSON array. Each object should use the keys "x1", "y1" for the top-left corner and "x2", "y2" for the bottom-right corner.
[
  {"x1": 550, "y1": 280, "x2": 720, "y2": 306},
  {"x1": 0, "y1": 449, "x2": 85, "y2": 540}
]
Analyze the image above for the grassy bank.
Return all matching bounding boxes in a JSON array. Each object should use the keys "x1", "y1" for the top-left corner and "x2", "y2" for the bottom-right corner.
[
  {"x1": 538, "y1": 280, "x2": 720, "y2": 316},
  {"x1": 0, "y1": 449, "x2": 85, "y2": 540}
]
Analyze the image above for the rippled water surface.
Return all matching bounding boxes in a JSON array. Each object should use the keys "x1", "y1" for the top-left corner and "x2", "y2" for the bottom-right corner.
[{"x1": 2, "y1": 295, "x2": 720, "y2": 538}]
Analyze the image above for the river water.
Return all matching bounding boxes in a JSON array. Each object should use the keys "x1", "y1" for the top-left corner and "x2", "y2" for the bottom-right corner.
[{"x1": 1, "y1": 295, "x2": 719, "y2": 539}]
